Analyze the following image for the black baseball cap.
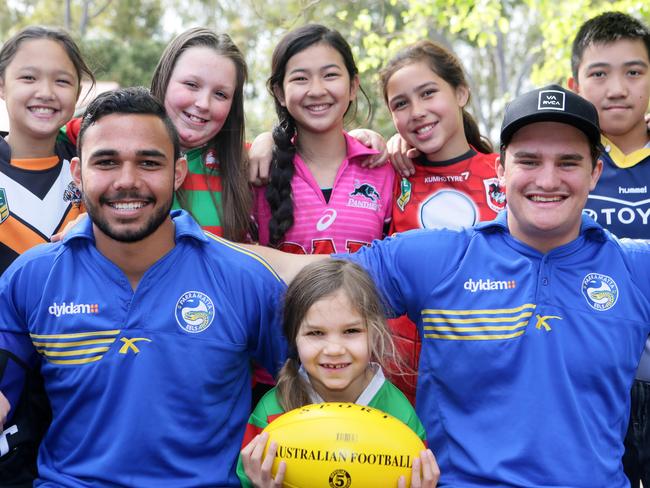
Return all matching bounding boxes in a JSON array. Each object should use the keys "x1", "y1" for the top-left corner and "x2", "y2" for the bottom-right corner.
[{"x1": 500, "y1": 84, "x2": 601, "y2": 147}]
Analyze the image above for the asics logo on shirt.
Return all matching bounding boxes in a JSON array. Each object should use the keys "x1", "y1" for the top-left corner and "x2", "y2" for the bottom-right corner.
[
  {"x1": 48, "y1": 302, "x2": 99, "y2": 317},
  {"x1": 316, "y1": 209, "x2": 337, "y2": 231},
  {"x1": 464, "y1": 278, "x2": 516, "y2": 293}
]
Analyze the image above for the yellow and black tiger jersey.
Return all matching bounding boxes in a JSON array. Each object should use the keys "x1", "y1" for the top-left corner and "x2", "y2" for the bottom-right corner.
[{"x1": 0, "y1": 132, "x2": 83, "y2": 275}]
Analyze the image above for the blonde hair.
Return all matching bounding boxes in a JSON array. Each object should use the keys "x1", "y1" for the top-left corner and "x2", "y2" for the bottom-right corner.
[{"x1": 276, "y1": 259, "x2": 402, "y2": 411}]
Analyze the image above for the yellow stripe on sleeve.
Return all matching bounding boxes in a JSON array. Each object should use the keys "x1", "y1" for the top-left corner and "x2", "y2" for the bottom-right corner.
[
  {"x1": 32, "y1": 338, "x2": 117, "y2": 348},
  {"x1": 48, "y1": 356, "x2": 104, "y2": 365},
  {"x1": 30, "y1": 330, "x2": 121, "y2": 339},
  {"x1": 204, "y1": 233, "x2": 282, "y2": 282},
  {"x1": 37, "y1": 347, "x2": 110, "y2": 357}
]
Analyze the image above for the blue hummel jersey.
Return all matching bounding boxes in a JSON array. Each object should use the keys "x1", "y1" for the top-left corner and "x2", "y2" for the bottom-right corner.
[
  {"x1": 0, "y1": 210, "x2": 287, "y2": 487},
  {"x1": 343, "y1": 211, "x2": 650, "y2": 487},
  {"x1": 584, "y1": 137, "x2": 650, "y2": 239}
]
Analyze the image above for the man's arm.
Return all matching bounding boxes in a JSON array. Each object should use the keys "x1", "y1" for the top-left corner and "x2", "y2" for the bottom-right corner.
[{"x1": 240, "y1": 244, "x2": 327, "y2": 284}]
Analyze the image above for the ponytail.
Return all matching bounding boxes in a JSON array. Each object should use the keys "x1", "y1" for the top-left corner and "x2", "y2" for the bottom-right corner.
[
  {"x1": 266, "y1": 108, "x2": 297, "y2": 246},
  {"x1": 462, "y1": 109, "x2": 493, "y2": 154},
  {"x1": 275, "y1": 358, "x2": 312, "y2": 411}
]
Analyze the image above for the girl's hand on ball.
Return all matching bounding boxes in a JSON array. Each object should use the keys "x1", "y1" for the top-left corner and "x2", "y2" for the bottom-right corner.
[
  {"x1": 240, "y1": 432, "x2": 286, "y2": 488},
  {"x1": 398, "y1": 449, "x2": 440, "y2": 488}
]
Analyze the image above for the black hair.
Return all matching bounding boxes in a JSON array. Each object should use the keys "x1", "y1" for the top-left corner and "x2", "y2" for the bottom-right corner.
[
  {"x1": 78, "y1": 86, "x2": 180, "y2": 162},
  {"x1": 0, "y1": 25, "x2": 95, "y2": 100},
  {"x1": 571, "y1": 11, "x2": 650, "y2": 79},
  {"x1": 265, "y1": 24, "x2": 368, "y2": 246}
]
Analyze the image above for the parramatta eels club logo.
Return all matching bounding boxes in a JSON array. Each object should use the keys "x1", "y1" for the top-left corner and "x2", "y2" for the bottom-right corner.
[
  {"x1": 581, "y1": 273, "x2": 619, "y2": 311},
  {"x1": 175, "y1": 291, "x2": 215, "y2": 333}
]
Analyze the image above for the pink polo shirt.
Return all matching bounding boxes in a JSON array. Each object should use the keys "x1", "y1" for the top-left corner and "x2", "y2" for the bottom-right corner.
[{"x1": 254, "y1": 132, "x2": 394, "y2": 254}]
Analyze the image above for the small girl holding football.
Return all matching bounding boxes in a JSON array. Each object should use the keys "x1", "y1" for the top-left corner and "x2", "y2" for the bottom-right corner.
[
  {"x1": 254, "y1": 24, "x2": 394, "y2": 255},
  {"x1": 237, "y1": 259, "x2": 438, "y2": 488}
]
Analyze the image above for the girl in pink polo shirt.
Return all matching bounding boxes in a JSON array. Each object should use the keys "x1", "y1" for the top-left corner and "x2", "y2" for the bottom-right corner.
[{"x1": 253, "y1": 24, "x2": 394, "y2": 255}]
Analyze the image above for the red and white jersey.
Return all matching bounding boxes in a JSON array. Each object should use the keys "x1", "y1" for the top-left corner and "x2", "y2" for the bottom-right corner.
[
  {"x1": 391, "y1": 149, "x2": 505, "y2": 233},
  {"x1": 254, "y1": 132, "x2": 394, "y2": 255}
]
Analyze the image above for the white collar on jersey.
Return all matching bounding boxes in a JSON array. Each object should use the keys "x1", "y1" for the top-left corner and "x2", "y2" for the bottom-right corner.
[{"x1": 298, "y1": 362, "x2": 385, "y2": 406}]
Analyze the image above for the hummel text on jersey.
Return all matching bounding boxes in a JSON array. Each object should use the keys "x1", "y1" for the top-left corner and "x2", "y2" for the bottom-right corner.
[
  {"x1": 618, "y1": 186, "x2": 647, "y2": 194},
  {"x1": 464, "y1": 278, "x2": 516, "y2": 292},
  {"x1": 48, "y1": 302, "x2": 99, "y2": 317}
]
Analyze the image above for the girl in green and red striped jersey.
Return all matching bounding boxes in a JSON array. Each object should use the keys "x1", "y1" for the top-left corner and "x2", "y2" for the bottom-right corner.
[
  {"x1": 150, "y1": 27, "x2": 252, "y2": 241},
  {"x1": 237, "y1": 259, "x2": 438, "y2": 488}
]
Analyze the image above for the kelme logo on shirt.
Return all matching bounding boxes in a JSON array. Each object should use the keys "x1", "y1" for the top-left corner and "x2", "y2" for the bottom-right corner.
[
  {"x1": 581, "y1": 273, "x2": 618, "y2": 311},
  {"x1": 48, "y1": 302, "x2": 99, "y2": 317},
  {"x1": 464, "y1": 278, "x2": 516, "y2": 293},
  {"x1": 175, "y1": 291, "x2": 215, "y2": 333}
]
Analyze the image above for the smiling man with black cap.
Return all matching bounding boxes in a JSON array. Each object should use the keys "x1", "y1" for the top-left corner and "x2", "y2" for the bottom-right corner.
[
  {"x1": 496, "y1": 83, "x2": 603, "y2": 253},
  {"x1": 246, "y1": 84, "x2": 650, "y2": 486}
]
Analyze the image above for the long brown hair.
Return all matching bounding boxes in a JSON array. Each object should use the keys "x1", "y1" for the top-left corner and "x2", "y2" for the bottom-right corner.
[
  {"x1": 276, "y1": 259, "x2": 399, "y2": 411},
  {"x1": 380, "y1": 40, "x2": 492, "y2": 154},
  {"x1": 150, "y1": 27, "x2": 251, "y2": 241}
]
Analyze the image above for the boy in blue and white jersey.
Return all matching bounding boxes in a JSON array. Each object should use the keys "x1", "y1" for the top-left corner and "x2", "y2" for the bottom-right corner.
[
  {"x1": 568, "y1": 12, "x2": 650, "y2": 484},
  {"x1": 0, "y1": 87, "x2": 286, "y2": 487},
  {"x1": 251, "y1": 85, "x2": 650, "y2": 486}
]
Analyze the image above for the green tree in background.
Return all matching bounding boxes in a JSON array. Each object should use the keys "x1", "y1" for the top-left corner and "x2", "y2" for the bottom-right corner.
[{"x1": 1, "y1": 0, "x2": 648, "y2": 142}]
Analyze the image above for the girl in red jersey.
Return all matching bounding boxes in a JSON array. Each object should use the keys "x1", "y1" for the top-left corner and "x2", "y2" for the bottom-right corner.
[
  {"x1": 237, "y1": 259, "x2": 438, "y2": 488},
  {"x1": 380, "y1": 40, "x2": 506, "y2": 403}
]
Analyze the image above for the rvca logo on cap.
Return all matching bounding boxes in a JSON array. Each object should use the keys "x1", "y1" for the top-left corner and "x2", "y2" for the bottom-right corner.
[{"x1": 537, "y1": 90, "x2": 565, "y2": 111}]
